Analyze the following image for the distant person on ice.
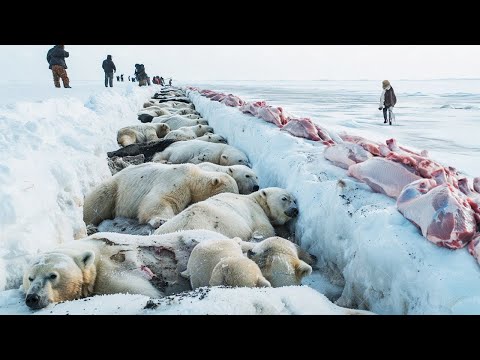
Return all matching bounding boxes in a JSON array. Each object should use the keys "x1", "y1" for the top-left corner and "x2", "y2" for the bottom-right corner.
[
  {"x1": 102, "y1": 55, "x2": 116, "y2": 88},
  {"x1": 116, "y1": 75, "x2": 120, "y2": 82},
  {"x1": 160, "y1": 76, "x2": 165, "y2": 86},
  {"x1": 46, "y1": 45, "x2": 71, "y2": 88},
  {"x1": 128, "y1": 76, "x2": 131, "y2": 81},
  {"x1": 378, "y1": 80, "x2": 397, "y2": 125},
  {"x1": 134, "y1": 64, "x2": 150, "y2": 86},
  {"x1": 169, "y1": 78, "x2": 172, "y2": 86},
  {"x1": 121, "y1": 74, "x2": 124, "y2": 82}
]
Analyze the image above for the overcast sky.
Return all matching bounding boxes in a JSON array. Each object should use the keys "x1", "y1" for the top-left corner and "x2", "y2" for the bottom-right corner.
[{"x1": 2, "y1": 45, "x2": 480, "y2": 83}]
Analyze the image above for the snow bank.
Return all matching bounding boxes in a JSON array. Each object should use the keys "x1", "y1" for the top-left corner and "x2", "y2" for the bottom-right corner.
[
  {"x1": 0, "y1": 286, "x2": 371, "y2": 315},
  {"x1": 0, "y1": 85, "x2": 157, "y2": 290},
  {"x1": 188, "y1": 90, "x2": 480, "y2": 314}
]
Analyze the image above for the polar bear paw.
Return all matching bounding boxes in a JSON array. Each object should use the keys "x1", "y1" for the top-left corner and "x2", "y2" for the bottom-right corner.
[{"x1": 148, "y1": 217, "x2": 167, "y2": 229}]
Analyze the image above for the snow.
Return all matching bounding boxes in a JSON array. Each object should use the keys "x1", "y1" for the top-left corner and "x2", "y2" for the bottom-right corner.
[
  {"x1": 2, "y1": 79, "x2": 480, "y2": 314},
  {"x1": 0, "y1": 286, "x2": 370, "y2": 315},
  {"x1": 187, "y1": 85, "x2": 480, "y2": 314},
  {"x1": 0, "y1": 82, "x2": 158, "y2": 289}
]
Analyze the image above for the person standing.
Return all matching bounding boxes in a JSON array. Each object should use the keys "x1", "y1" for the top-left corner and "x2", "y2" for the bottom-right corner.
[
  {"x1": 121, "y1": 74, "x2": 124, "y2": 82},
  {"x1": 102, "y1": 55, "x2": 116, "y2": 87},
  {"x1": 169, "y1": 78, "x2": 172, "y2": 86},
  {"x1": 378, "y1": 80, "x2": 397, "y2": 125},
  {"x1": 160, "y1": 76, "x2": 165, "y2": 86},
  {"x1": 46, "y1": 45, "x2": 71, "y2": 88},
  {"x1": 134, "y1": 64, "x2": 149, "y2": 87}
]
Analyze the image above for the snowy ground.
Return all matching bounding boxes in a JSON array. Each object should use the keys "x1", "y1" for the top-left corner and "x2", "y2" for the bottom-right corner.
[
  {"x1": 0, "y1": 285, "x2": 370, "y2": 315},
  {"x1": 2, "y1": 80, "x2": 480, "y2": 314},
  {"x1": 0, "y1": 81, "x2": 158, "y2": 290}
]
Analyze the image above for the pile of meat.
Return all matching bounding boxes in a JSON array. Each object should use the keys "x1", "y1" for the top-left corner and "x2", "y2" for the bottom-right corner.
[{"x1": 187, "y1": 86, "x2": 480, "y2": 262}]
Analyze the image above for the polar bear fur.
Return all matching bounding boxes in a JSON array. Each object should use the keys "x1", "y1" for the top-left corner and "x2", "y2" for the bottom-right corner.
[
  {"x1": 196, "y1": 133, "x2": 227, "y2": 144},
  {"x1": 152, "y1": 139, "x2": 250, "y2": 167},
  {"x1": 83, "y1": 163, "x2": 239, "y2": 228},
  {"x1": 197, "y1": 163, "x2": 259, "y2": 194},
  {"x1": 144, "y1": 101, "x2": 195, "y2": 110},
  {"x1": 22, "y1": 230, "x2": 229, "y2": 309},
  {"x1": 152, "y1": 115, "x2": 207, "y2": 130},
  {"x1": 155, "y1": 187, "x2": 298, "y2": 241},
  {"x1": 117, "y1": 123, "x2": 170, "y2": 147},
  {"x1": 171, "y1": 108, "x2": 200, "y2": 116},
  {"x1": 183, "y1": 238, "x2": 271, "y2": 289},
  {"x1": 164, "y1": 124, "x2": 214, "y2": 141},
  {"x1": 242, "y1": 237, "x2": 313, "y2": 287},
  {"x1": 138, "y1": 107, "x2": 172, "y2": 118}
]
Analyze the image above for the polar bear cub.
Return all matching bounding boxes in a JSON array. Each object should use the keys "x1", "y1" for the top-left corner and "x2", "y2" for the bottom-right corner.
[
  {"x1": 243, "y1": 237, "x2": 313, "y2": 287},
  {"x1": 183, "y1": 238, "x2": 271, "y2": 289}
]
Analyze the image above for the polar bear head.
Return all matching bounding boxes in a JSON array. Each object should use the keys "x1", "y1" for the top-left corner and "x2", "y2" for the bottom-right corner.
[
  {"x1": 191, "y1": 169, "x2": 239, "y2": 202},
  {"x1": 200, "y1": 133, "x2": 227, "y2": 144},
  {"x1": 194, "y1": 124, "x2": 214, "y2": 136},
  {"x1": 210, "y1": 257, "x2": 271, "y2": 288},
  {"x1": 227, "y1": 165, "x2": 259, "y2": 194},
  {"x1": 219, "y1": 147, "x2": 251, "y2": 167},
  {"x1": 154, "y1": 123, "x2": 171, "y2": 138},
  {"x1": 246, "y1": 237, "x2": 312, "y2": 287},
  {"x1": 22, "y1": 251, "x2": 96, "y2": 310},
  {"x1": 255, "y1": 187, "x2": 298, "y2": 225}
]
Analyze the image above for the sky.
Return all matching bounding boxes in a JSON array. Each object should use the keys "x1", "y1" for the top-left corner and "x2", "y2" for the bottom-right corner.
[{"x1": 2, "y1": 45, "x2": 480, "y2": 83}]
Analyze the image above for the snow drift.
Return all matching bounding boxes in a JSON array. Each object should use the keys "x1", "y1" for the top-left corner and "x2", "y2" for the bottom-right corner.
[{"x1": 0, "y1": 85, "x2": 158, "y2": 290}]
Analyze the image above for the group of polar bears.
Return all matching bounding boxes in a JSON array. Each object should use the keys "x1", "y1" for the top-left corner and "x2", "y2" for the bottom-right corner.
[{"x1": 21, "y1": 88, "x2": 314, "y2": 311}]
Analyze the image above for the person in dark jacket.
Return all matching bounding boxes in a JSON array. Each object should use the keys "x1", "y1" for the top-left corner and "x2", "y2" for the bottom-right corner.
[
  {"x1": 102, "y1": 55, "x2": 116, "y2": 87},
  {"x1": 378, "y1": 80, "x2": 397, "y2": 125},
  {"x1": 128, "y1": 76, "x2": 131, "y2": 81},
  {"x1": 169, "y1": 78, "x2": 172, "y2": 86},
  {"x1": 121, "y1": 74, "x2": 124, "y2": 82},
  {"x1": 160, "y1": 76, "x2": 165, "y2": 86},
  {"x1": 134, "y1": 64, "x2": 149, "y2": 87},
  {"x1": 46, "y1": 45, "x2": 71, "y2": 88}
]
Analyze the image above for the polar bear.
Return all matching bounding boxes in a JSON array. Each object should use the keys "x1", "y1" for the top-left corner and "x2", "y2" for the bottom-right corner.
[
  {"x1": 197, "y1": 163, "x2": 259, "y2": 194},
  {"x1": 152, "y1": 139, "x2": 251, "y2": 167},
  {"x1": 164, "y1": 124, "x2": 214, "y2": 141},
  {"x1": 117, "y1": 123, "x2": 170, "y2": 147},
  {"x1": 155, "y1": 187, "x2": 298, "y2": 240},
  {"x1": 182, "y1": 238, "x2": 271, "y2": 289},
  {"x1": 83, "y1": 162, "x2": 239, "y2": 228},
  {"x1": 242, "y1": 237, "x2": 313, "y2": 287},
  {"x1": 171, "y1": 108, "x2": 200, "y2": 116},
  {"x1": 196, "y1": 133, "x2": 227, "y2": 144},
  {"x1": 152, "y1": 115, "x2": 208, "y2": 130},
  {"x1": 138, "y1": 106, "x2": 172, "y2": 117},
  {"x1": 22, "y1": 230, "x2": 229, "y2": 310},
  {"x1": 137, "y1": 107, "x2": 172, "y2": 122},
  {"x1": 144, "y1": 101, "x2": 196, "y2": 110}
]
